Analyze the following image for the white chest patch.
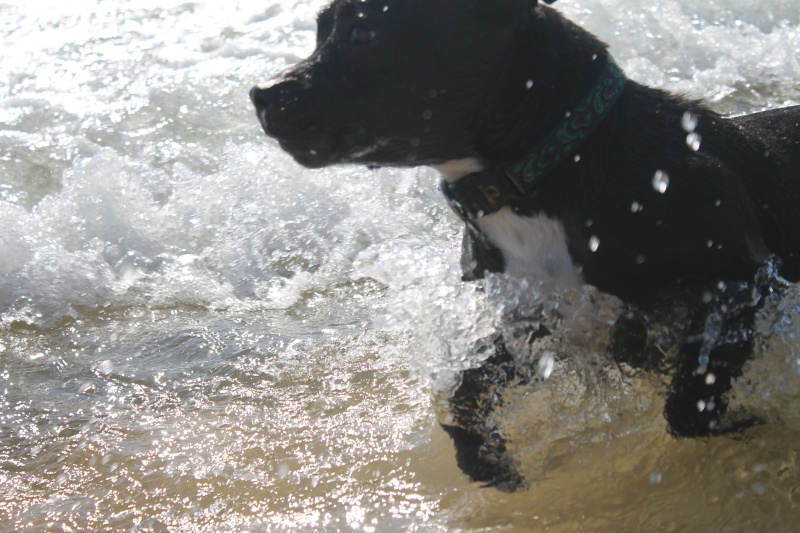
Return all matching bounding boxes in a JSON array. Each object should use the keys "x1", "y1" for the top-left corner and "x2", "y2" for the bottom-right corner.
[
  {"x1": 432, "y1": 158, "x2": 485, "y2": 184},
  {"x1": 433, "y1": 159, "x2": 583, "y2": 288},
  {"x1": 478, "y1": 208, "x2": 583, "y2": 287}
]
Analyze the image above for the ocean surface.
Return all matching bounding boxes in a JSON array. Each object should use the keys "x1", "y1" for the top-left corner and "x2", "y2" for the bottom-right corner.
[{"x1": 1, "y1": 0, "x2": 800, "y2": 531}]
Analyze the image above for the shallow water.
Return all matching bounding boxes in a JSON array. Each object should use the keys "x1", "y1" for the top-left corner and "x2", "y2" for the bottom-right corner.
[{"x1": 1, "y1": 0, "x2": 800, "y2": 531}]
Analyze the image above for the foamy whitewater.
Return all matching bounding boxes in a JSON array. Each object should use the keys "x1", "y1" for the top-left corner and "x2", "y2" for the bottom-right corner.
[{"x1": 1, "y1": 0, "x2": 799, "y2": 531}]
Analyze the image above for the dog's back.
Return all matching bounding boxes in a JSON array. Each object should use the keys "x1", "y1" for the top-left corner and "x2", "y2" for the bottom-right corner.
[{"x1": 730, "y1": 106, "x2": 800, "y2": 281}]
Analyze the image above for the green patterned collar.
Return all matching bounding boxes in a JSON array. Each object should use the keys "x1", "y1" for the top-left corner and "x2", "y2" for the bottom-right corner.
[{"x1": 442, "y1": 56, "x2": 627, "y2": 221}]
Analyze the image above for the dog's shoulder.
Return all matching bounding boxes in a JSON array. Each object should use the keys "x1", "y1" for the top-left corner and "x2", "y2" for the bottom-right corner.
[{"x1": 538, "y1": 84, "x2": 775, "y2": 298}]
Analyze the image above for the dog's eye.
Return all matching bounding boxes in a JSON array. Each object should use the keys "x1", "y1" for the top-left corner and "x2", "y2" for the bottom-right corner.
[{"x1": 348, "y1": 25, "x2": 376, "y2": 45}]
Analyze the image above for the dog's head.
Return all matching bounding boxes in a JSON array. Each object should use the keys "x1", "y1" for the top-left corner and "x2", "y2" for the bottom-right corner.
[{"x1": 250, "y1": 0, "x2": 557, "y2": 169}]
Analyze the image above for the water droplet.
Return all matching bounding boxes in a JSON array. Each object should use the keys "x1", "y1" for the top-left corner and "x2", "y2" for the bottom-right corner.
[
  {"x1": 79, "y1": 381, "x2": 96, "y2": 394},
  {"x1": 422, "y1": 110, "x2": 433, "y2": 120},
  {"x1": 96, "y1": 360, "x2": 113, "y2": 375},
  {"x1": 706, "y1": 240, "x2": 714, "y2": 248},
  {"x1": 631, "y1": 201, "x2": 643, "y2": 213},
  {"x1": 589, "y1": 236, "x2": 600, "y2": 252},
  {"x1": 705, "y1": 373, "x2": 716, "y2": 385},
  {"x1": 652, "y1": 170, "x2": 670, "y2": 194},
  {"x1": 585, "y1": 219, "x2": 594, "y2": 228},
  {"x1": 650, "y1": 471, "x2": 663, "y2": 485},
  {"x1": 538, "y1": 353, "x2": 556, "y2": 379},
  {"x1": 635, "y1": 255, "x2": 646, "y2": 265},
  {"x1": 573, "y1": 154, "x2": 581, "y2": 162},
  {"x1": 525, "y1": 79, "x2": 534, "y2": 89},
  {"x1": 277, "y1": 463, "x2": 291, "y2": 478},
  {"x1": 681, "y1": 111, "x2": 698, "y2": 132},
  {"x1": 697, "y1": 400, "x2": 707, "y2": 412},
  {"x1": 686, "y1": 132, "x2": 702, "y2": 151}
]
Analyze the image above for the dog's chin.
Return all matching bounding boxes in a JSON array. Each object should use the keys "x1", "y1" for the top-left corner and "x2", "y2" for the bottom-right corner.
[
  {"x1": 276, "y1": 138, "x2": 382, "y2": 169},
  {"x1": 276, "y1": 139, "x2": 339, "y2": 169},
  {"x1": 289, "y1": 153, "x2": 332, "y2": 169},
  {"x1": 277, "y1": 141, "x2": 389, "y2": 170}
]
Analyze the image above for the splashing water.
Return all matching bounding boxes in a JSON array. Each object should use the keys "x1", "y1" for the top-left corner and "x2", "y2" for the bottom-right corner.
[{"x1": 1, "y1": 0, "x2": 800, "y2": 531}]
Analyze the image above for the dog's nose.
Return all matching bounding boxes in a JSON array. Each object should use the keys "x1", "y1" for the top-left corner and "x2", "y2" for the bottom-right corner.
[
  {"x1": 250, "y1": 85, "x2": 270, "y2": 111},
  {"x1": 249, "y1": 79, "x2": 315, "y2": 140}
]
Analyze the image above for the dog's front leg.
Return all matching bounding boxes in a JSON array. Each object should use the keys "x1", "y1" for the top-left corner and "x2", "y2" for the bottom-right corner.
[
  {"x1": 664, "y1": 305, "x2": 759, "y2": 437},
  {"x1": 441, "y1": 334, "x2": 523, "y2": 491},
  {"x1": 664, "y1": 269, "x2": 787, "y2": 436},
  {"x1": 460, "y1": 224, "x2": 505, "y2": 282}
]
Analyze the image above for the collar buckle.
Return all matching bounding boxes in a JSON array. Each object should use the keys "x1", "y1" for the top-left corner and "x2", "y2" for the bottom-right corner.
[{"x1": 440, "y1": 169, "x2": 526, "y2": 222}]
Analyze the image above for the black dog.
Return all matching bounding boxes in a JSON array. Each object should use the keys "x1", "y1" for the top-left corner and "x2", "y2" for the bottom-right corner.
[{"x1": 250, "y1": 0, "x2": 800, "y2": 489}]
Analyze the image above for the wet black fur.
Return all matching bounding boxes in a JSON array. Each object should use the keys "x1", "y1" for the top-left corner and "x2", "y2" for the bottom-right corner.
[
  {"x1": 442, "y1": 335, "x2": 526, "y2": 491},
  {"x1": 251, "y1": 0, "x2": 800, "y2": 490}
]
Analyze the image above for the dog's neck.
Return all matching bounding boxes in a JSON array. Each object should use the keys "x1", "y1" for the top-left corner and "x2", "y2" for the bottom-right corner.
[
  {"x1": 430, "y1": 6, "x2": 626, "y2": 223},
  {"x1": 503, "y1": 57, "x2": 627, "y2": 185},
  {"x1": 475, "y1": 6, "x2": 613, "y2": 166},
  {"x1": 438, "y1": 56, "x2": 628, "y2": 222}
]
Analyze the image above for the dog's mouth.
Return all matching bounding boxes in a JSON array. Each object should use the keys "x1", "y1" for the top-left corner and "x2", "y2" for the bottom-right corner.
[
  {"x1": 278, "y1": 136, "x2": 400, "y2": 169},
  {"x1": 274, "y1": 138, "x2": 340, "y2": 169},
  {"x1": 258, "y1": 121, "x2": 395, "y2": 169}
]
